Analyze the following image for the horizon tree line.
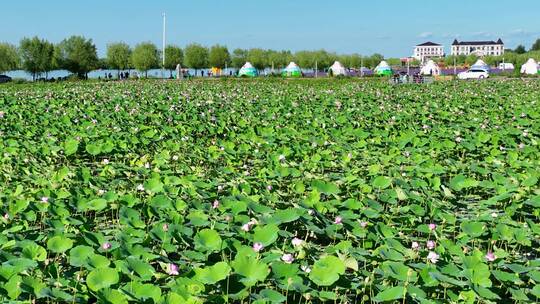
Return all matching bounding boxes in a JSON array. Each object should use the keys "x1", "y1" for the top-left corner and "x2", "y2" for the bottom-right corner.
[{"x1": 2, "y1": 35, "x2": 540, "y2": 79}]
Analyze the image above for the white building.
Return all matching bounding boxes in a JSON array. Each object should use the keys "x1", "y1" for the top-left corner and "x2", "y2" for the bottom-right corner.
[
  {"x1": 414, "y1": 42, "x2": 444, "y2": 62},
  {"x1": 451, "y1": 39, "x2": 504, "y2": 56}
]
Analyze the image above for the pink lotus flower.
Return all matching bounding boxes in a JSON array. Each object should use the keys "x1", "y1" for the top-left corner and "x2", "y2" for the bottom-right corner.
[
  {"x1": 102, "y1": 242, "x2": 112, "y2": 250},
  {"x1": 411, "y1": 241, "x2": 420, "y2": 250},
  {"x1": 102, "y1": 159, "x2": 109, "y2": 165},
  {"x1": 427, "y1": 251, "x2": 439, "y2": 263},
  {"x1": 428, "y1": 223, "x2": 436, "y2": 231},
  {"x1": 212, "y1": 200, "x2": 219, "y2": 209},
  {"x1": 253, "y1": 242, "x2": 264, "y2": 252},
  {"x1": 3, "y1": 213, "x2": 9, "y2": 220},
  {"x1": 241, "y1": 223, "x2": 251, "y2": 232},
  {"x1": 0, "y1": 111, "x2": 4, "y2": 118},
  {"x1": 166, "y1": 263, "x2": 179, "y2": 276},
  {"x1": 334, "y1": 216, "x2": 343, "y2": 225},
  {"x1": 485, "y1": 251, "x2": 496, "y2": 262},
  {"x1": 291, "y1": 237, "x2": 303, "y2": 247},
  {"x1": 41, "y1": 196, "x2": 49, "y2": 203},
  {"x1": 281, "y1": 253, "x2": 294, "y2": 264},
  {"x1": 360, "y1": 221, "x2": 368, "y2": 228},
  {"x1": 136, "y1": 184, "x2": 145, "y2": 191},
  {"x1": 455, "y1": 136, "x2": 462, "y2": 143},
  {"x1": 267, "y1": 185, "x2": 273, "y2": 191},
  {"x1": 427, "y1": 240, "x2": 436, "y2": 250},
  {"x1": 278, "y1": 154, "x2": 286, "y2": 161},
  {"x1": 162, "y1": 223, "x2": 169, "y2": 231}
]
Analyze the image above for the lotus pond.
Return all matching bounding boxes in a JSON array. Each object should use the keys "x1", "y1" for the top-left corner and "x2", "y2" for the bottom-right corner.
[{"x1": 0, "y1": 79, "x2": 539, "y2": 303}]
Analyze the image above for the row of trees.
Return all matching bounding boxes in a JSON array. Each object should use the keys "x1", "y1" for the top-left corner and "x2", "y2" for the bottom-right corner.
[
  {"x1": 3, "y1": 36, "x2": 540, "y2": 79},
  {"x1": 0, "y1": 36, "x2": 392, "y2": 79}
]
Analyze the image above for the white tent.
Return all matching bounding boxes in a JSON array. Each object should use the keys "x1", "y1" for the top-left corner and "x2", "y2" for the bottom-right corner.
[
  {"x1": 471, "y1": 59, "x2": 490, "y2": 71},
  {"x1": 239, "y1": 62, "x2": 258, "y2": 77},
  {"x1": 420, "y1": 60, "x2": 440, "y2": 75},
  {"x1": 374, "y1": 61, "x2": 392, "y2": 75},
  {"x1": 329, "y1": 61, "x2": 348, "y2": 76},
  {"x1": 520, "y1": 58, "x2": 538, "y2": 75}
]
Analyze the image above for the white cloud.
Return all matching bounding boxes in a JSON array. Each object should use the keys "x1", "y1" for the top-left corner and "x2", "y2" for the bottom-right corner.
[
  {"x1": 471, "y1": 31, "x2": 492, "y2": 38},
  {"x1": 418, "y1": 32, "x2": 433, "y2": 38}
]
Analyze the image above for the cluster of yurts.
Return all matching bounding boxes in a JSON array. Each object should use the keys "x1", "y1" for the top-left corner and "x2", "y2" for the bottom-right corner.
[
  {"x1": 237, "y1": 58, "x2": 540, "y2": 77},
  {"x1": 237, "y1": 61, "x2": 391, "y2": 77}
]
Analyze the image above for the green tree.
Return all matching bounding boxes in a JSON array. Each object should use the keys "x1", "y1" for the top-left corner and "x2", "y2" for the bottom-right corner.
[
  {"x1": 106, "y1": 42, "x2": 131, "y2": 77},
  {"x1": 164, "y1": 45, "x2": 183, "y2": 77},
  {"x1": 131, "y1": 42, "x2": 159, "y2": 78},
  {"x1": 294, "y1": 51, "x2": 313, "y2": 69},
  {"x1": 55, "y1": 36, "x2": 98, "y2": 79},
  {"x1": 514, "y1": 45, "x2": 526, "y2": 54},
  {"x1": 0, "y1": 43, "x2": 19, "y2": 73},
  {"x1": 184, "y1": 43, "x2": 209, "y2": 75},
  {"x1": 348, "y1": 53, "x2": 362, "y2": 69},
  {"x1": 231, "y1": 48, "x2": 248, "y2": 69},
  {"x1": 531, "y1": 39, "x2": 540, "y2": 51},
  {"x1": 19, "y1": 37, "x2": 55, "y2": 80},
  {"x1": 247, "y1": 48, "x2": 267, "y2": 71},
  {"x1": 465, "y1": 54, "x2": 478, "y2": 66},
  {"x1": 208, "y1": 45, "x2": 230, "y2": 69}
]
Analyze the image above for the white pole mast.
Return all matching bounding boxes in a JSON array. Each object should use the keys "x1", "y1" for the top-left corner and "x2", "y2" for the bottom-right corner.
[{"x1": 162, "y1": 12, "x2": 166, "y2": 79}]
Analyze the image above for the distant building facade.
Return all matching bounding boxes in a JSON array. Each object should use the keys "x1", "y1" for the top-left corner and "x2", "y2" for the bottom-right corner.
[
  {"x1": 413, "y1": 42, "x2": 444, "y2": 62},
  {"x1": 451, "y1": 39, "x2": 504, "y2": 56}
]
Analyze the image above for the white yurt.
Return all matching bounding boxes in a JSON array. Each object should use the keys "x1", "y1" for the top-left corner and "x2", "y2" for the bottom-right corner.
[
  {"x1": 374, "y1": 61, "x2": 392, "y2": 76},
  {"x1": 329, "y1": 61, "x2": 348, "y2": 76},
  {"x1": 282, "y1": 62, "x2": 302, "y2": 77},
  {"x1": 238, "y1": 62, "x2": 258, "y2": 77},
  {"x1": 520, "y1": 58, "x2": 538, "y2": 75},
  {"x1": 420, "y1": 60, "x2": 441, "y2": 75},
  {"x1": 471, "y1": 59, "x2": 490, "y2": 71}
]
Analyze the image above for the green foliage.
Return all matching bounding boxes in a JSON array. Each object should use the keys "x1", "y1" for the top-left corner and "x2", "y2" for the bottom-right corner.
[
  {"x1": 19, "y1": 36, "x2": 55, "y2": 80},
  {"x1": 247, "y1": 48, "x2": 267, "y2": 71},
  {"x1": 531, "y1": 38, "x2": 540, "y2": 51},
  {"x1": 514, "y1": 44, "x2": 526, "y2": 54},
  {"x1": 164, "y1": 45, "x2": 183, "y2": 72},
  {"x1": 184, "y1": 43, "x2": 209, "y2": 71},
  {"x1": 55, "y1": 35, "x2": 98, "y2": 78},
  {"x1": 208, "y1": 44, "x2": 230, "y2": 69},
  {"x1": 131, "y1": 42, "x2": 159, "y2": 77},
  {"x1": 0, "y1": 79, "x2": 538, "y2": 303},
  {"x1": 106, "y1": 42, "x2": 131, "y2": 72},
  {"x1": 0, "y1": 43, "x2": 19, "y2": 73},
  {"x1": 231, "y1": 48, "x2": 248, "y2": 68}
]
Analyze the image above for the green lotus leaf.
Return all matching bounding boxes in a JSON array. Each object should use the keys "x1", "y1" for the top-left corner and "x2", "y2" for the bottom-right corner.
[
  {"x1": 372, "y1": 176, "x2": 392, "y2": 189},
  {"x1": 232, "y1": 254, "x2": 269, "y2": 287},
  {"x1": 47, "y1": 235, "x2": 74, "y2": 254},
  {"x1": 194, "y1": 229, "x2": 222, "y2": 252},
  {"x1": 193, "y1": 261, "x2": 231, "y2": 284},
  {"x1": 87, "y1": 267, "x2": 119, "y2": 291},
  {"x1": 309, "y1": 256, "x2": 345, "y2": 286},
  {"x1": 252, "y1": 224, "x2": 279, "y2": 246}
]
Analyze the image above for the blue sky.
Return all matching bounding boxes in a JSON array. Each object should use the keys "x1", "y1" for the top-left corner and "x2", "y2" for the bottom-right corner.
[{"x1": 1, "y1": 0, "x2": 539, "y2": 57}]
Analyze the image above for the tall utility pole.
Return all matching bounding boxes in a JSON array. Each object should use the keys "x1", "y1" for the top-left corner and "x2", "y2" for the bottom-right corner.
[{"x1": 162, "y1": 12, "x2": 166, "y2": 79}]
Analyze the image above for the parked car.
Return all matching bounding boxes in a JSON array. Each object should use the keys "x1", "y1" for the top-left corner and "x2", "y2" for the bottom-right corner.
[
  {"x1": 0, "y1": 75, "x2": 12, "y2": 83},
  {"x1": 457, "y1": 69, "x2": 489, "y2": 80},
  {"x1": 498, "y1": 63, "x2": 515, "y2": 70}
]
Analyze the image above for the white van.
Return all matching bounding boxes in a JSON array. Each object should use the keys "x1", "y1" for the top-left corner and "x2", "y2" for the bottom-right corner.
[{"x1": 498, "y1": 63, "x2": 515, "y2": 70}]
